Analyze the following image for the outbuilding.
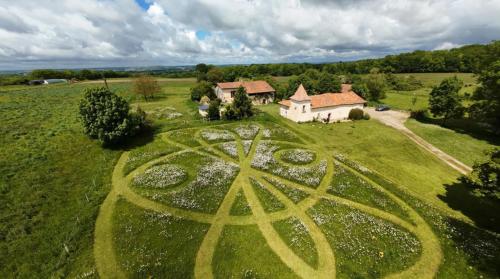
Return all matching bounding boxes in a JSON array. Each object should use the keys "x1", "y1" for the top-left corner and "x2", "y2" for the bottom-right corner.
[{"x1": 215, "y1": 80, "x2": 275, "y2": 105}]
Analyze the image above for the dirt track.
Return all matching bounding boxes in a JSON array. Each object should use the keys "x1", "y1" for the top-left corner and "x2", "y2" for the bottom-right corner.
[{"x1": 365, "y1": 108, "x2": 472, "y2": 175}]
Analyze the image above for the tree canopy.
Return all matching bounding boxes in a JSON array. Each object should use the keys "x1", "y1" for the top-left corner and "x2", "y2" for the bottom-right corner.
[
  {"x1": 364, "y1": 70, "x2": 387, "y2": 101},
  {"x1": 428, "y1": 76, "x2": 464, "y2": 123},
  {"x1": 133, "y1": 75, "x2": 161, "y2": 101},
  {"x1": 190, "y1": 81, "x2": 216, "y2": 101},
  {"x1": 469, "y1": 61, "x2": 500, "y2": 130},
  {"x1": 226, "y1": 86, "x2": 253, "y2": 119},
  {"x1": 461, "y1": 149, "x2": 500, "y2": 201},
  {"x1": 316, "y1": 72, "x2": 341, "y2": 93},
  {"x1": 78, "y1": 87, "x2": 145, "y2": 145}
]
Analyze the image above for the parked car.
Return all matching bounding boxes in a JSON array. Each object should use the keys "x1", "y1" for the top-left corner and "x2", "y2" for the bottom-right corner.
[{"x1": 375, "y1": 105, "x2": 390, "y2": 111}]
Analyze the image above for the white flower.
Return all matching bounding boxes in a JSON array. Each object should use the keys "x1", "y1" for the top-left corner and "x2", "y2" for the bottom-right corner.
[
  {"x1": 234, "y1": 124, "x2": 260, "y2": 139},
  {"x1": 201, "y1": 129, "x2": 234, "y2": 142},
  {"x1": 218, "y1": 141, "x2": 238, "y2": 158},
  {"x1": 281, "y1": 149, "x2": 315, "y2": 164},
  {"x1": 252, "y1": 141, "x2": 326, "y2": 186},
  {"x1": 133, "y1": 164, "x2": 187, "y2": 188},
  {"x1": 242, "y1": 140, "x2": 253, "y2": 155}
]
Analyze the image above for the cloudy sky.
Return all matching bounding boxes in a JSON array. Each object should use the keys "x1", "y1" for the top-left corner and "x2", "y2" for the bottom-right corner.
[{"x1": 0, "y1": 0, "x2": 499, "y2": 70}]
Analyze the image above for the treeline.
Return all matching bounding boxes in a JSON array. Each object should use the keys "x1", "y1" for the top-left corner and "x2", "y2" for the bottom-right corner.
[
  {"x1": 0, "y1": 68, "x2": 196, "y2": 86},
  {"x1": 2, "y1": 41, "x2": 498, "y2": 87},
  {"x1": 196, "y1": 41, "x2": 499, "y2": 82}
]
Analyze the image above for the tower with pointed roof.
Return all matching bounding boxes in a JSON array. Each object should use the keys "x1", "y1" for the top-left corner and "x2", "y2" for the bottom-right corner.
[
  {"x1": 286, "y1": 84, "x2": 313, "y2": 122},
  {"x1": 278, "y1": 83, "x2": 366, "y2": 123}
]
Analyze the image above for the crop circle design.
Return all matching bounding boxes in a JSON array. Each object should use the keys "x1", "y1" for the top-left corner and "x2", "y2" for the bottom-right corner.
[{"x1": 95, "y1": 123, "x2": 441, "y2": 279}]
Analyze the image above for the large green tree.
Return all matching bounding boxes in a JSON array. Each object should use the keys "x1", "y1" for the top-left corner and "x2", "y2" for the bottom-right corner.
[
  {"x1": 79, "y1": 87, "x2": 145, "y2": 145},
  {"x1": 469, "y1": 61, "x2": 500, "y2": 131},
  {"x1": 206, "y1": 68, "x2": 224, "y2": 85},
  {"x1": 365, "y1": 69, "x2": 387, "y2": 101},
  {"x1": 316, "y1": 72, "x2": 341, "y2": 93},
  {"x1": 287, "y1": 74, "x2": 314, "y2": 97},
  {"x1": 428, "y1": 76, "x2": 464, "y2": 123},
  {"x1": 232, "y1": 86, "x2": 253, "y2": 119}
]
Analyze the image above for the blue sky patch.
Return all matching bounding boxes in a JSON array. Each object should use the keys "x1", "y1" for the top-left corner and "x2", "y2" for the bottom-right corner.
[
  {"x1": 135, "y1": 0, "x2": 151, "y2": 11},
  {"x1": 196, "y1": 30, "x2": 210, "y2": 40}
]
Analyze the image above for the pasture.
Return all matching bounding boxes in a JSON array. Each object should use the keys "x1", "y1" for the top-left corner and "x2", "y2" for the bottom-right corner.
[{"x1": 0, "y1": 74, "x2": 499, "y2": 278}]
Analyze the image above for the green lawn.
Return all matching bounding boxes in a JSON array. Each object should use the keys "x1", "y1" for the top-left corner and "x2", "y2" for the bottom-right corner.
[
  {"x1": 0, "y1": 79, "x2": 198, "y2": 277},
  {"x1": 378, "y1": 73, "x2": 477, "y2": 111},
  {"x1": 405, "y1": 119, "x2": 498, "y2": 166},
  {"x1": 1, "y1": 75, "x2": 499, "y2": 278}
]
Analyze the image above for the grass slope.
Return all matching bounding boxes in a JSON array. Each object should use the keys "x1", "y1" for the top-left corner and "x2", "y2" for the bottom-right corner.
[
  {"x1": 405, "y1": 119, "x2": 498, "y2": 166},
  {"x1": 0, "y1": 84, "x2": 123, "y2": 277},
  {"x1": 0, "y1": 79, "x2": 197, "y2": 277}
]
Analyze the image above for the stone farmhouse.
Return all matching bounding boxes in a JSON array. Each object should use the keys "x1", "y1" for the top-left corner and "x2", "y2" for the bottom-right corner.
[
  {"x1": 215, "y1": 80, "x2": 275, "y2": 105},
  {"x1": 279, "y1": 84, "x2": 366, "y2": 123}
]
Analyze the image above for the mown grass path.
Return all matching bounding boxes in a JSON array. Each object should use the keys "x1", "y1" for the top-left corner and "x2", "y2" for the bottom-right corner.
[{"x1": 94, "y1": 123, "x2": 443, "y2": 278}]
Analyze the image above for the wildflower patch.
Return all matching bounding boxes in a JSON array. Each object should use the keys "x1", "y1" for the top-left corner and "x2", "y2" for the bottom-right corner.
[
  {"x1": 132, "y1": 164, "x2": 187, "y2": 189},
  {"x1": 279, "y1": 148, "x2": 316, "y2": 165},
  {"x1": 200, "y1": 129, "x2": 235, "y2": 143},
  {"x1": 232, "y1": 124, "x2": 260, "y2": 140}
]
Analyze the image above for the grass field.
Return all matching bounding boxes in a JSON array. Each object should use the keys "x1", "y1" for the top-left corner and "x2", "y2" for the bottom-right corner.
[
  {"x1": 405, "y1": 119, "x2": 499, "y2": 166},
  {"x1": 1, "y1": 74, "x2": 499, "y2": 278}
]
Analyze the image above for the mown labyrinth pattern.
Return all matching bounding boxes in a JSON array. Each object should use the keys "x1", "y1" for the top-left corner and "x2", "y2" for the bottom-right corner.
[{"x1": 94, "y1": 123, "x2": 443, "y2": 278}]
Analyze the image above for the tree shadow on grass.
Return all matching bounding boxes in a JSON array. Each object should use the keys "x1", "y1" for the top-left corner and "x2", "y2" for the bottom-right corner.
[
  {"x1": 444, "y1": 217, "x2": 500, "y2": 277},
  {"x1": 438, "y1": 181, "x2": 500, "y2": 277},
  {"x1": 106, "y1": 126, "x2": 157, "y2": 151},
  {"x1": 438, "y1": 181, "x2": 500, "y2": 233}
]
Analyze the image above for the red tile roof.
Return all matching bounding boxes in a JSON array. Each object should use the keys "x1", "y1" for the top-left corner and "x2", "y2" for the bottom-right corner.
[
  {"x1": 216, "y1": 80, "x2": 275, "y2": 94},
  {"x1": 290, "y1": 84, "x2": 311, "y2": 101},
  {"x1": 279, "y1": 83, "x2": 366, "y2": 108}
]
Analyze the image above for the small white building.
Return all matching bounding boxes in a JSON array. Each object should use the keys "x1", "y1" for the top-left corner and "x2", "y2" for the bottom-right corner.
[
  {"x1": 215, "y1": 80, "x2": 275, "y2": 105},
  {"x1": 198, "y1": 104, "x2": 209, "y2": 117},
  {"x1": 279, "y1": 84, "x2": 366, "y2": 123}
]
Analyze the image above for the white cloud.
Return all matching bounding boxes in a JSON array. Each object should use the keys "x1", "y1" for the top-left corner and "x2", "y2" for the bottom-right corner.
[
  {"x1": 0, "y1": 0, "x2": 498, "y2": 69},
  {"x1": 433, "y1": 42, "x2": 463, "y2": 50}
]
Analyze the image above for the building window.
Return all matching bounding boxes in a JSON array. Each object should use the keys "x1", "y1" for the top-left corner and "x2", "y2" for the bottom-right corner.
[
  {"x1": 302, "y1": 105, "x2": 306, "y2": 113},
  {"x1": 230, "y1": 90, "x2": 236, "y2": 98}
]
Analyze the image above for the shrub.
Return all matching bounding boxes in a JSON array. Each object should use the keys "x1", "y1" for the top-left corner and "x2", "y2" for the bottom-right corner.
[
  {"x1": 363, "y1": 112, "x2": 371, "y2": 120},
  {"x1": 79, "y1": 87, "x2": 145, "y2": 145},
  {"x1": 348, "y1": 108, "x2": 364, "y2": 120},
  {"x1": 207, "y1": 99, "x2": 221, "y2": 121},
  {"x1": 222, "y1": 105, "x2": 237, "y2": 120},
  {"x1": 190, "y1": 81, "x2": 215, "y2": 101}
]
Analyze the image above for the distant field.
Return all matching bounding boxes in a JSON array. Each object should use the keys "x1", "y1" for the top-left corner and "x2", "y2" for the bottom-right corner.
[
  {"x1": 381, "y1": 73, "x2": 476, "y2": 111},
  {"x1": 392, "y1": 73, "x2": 477, "y2": 87}
]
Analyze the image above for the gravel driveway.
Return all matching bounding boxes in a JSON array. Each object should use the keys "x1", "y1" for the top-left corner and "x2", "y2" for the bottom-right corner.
[{"x1": 365, "y1": 107, "x2": 472, "y2": 175}]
